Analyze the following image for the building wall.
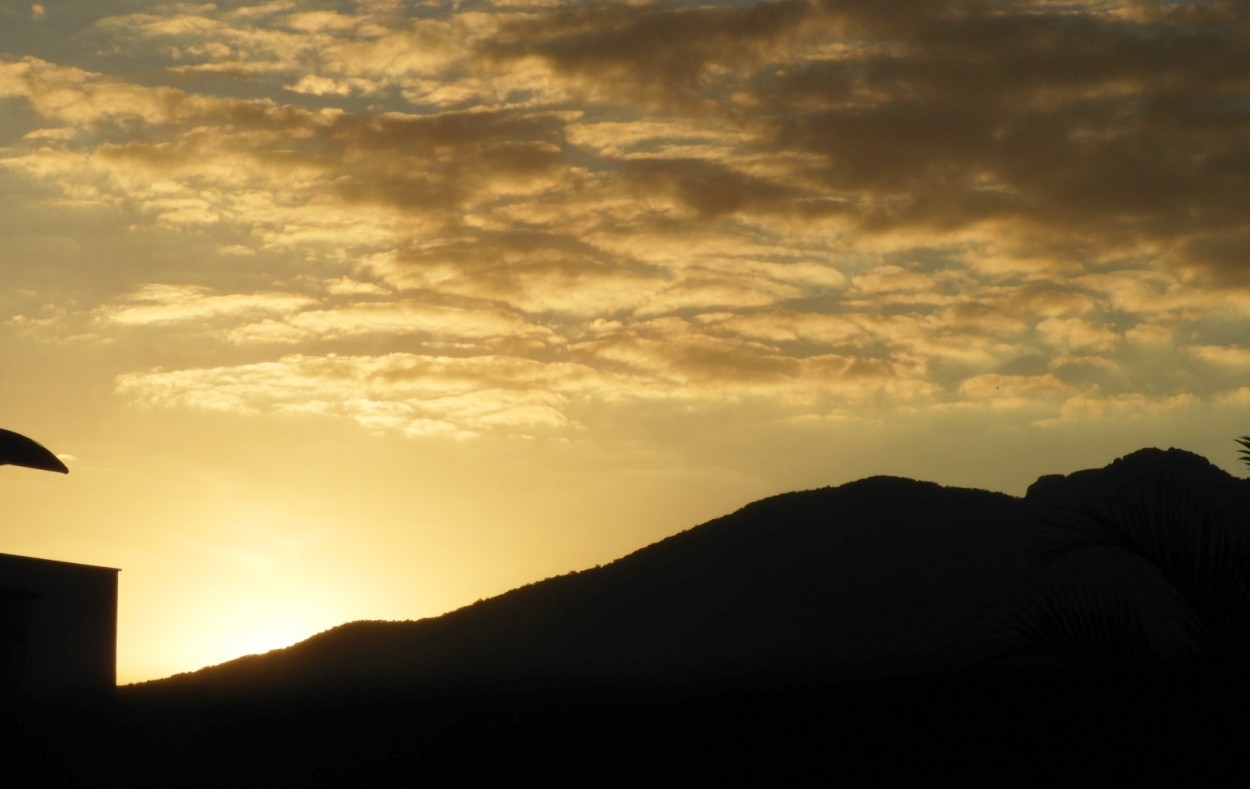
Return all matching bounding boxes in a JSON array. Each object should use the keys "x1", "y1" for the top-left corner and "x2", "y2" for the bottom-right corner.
[{"x1": 0, "y1": 553, "x2": 118, "y2": 696}]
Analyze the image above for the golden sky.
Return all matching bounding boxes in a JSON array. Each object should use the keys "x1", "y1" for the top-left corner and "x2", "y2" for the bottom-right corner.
[{"x1": 2, "y1": 0, "x2": 1248, "y2": 684}]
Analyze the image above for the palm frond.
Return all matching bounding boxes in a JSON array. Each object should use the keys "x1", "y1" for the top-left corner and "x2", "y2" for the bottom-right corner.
[
  {"x1": 1044, "y1": 472, "x2": 1250, "y2": 665},
  {"x1": 975, "y1": 584, "x2": 1162, "y2": 671},
  {"x1": 1238, "y1": 436, "x2": 1250, "y2": 470}
]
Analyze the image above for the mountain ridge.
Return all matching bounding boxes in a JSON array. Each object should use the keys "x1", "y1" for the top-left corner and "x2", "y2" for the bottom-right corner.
[{"x1": 133, "y1": 447, "x2": 1246, "y2": 700}]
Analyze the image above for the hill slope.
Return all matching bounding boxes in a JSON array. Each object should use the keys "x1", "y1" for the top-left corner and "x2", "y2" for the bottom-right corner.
[{"x1": 138, "y1": 447, "x2": 1248, "y2": 701}]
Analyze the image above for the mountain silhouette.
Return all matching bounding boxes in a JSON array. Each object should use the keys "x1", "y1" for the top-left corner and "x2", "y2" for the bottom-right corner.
[
  {"x1": 15, "y1": 448, "x2": 1247, "y2": 783},
  {"x1": 137, "y1": 447, "x2": 1247, "y2": 702}
]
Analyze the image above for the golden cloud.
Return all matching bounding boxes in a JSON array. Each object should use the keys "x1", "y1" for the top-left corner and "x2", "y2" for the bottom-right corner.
[
  {"x1": 98, "y1": 285, "x2": 316, "y2": 327},
  {"x1": 3, "y1": 1, "x2": 1247, "y2": 440}
]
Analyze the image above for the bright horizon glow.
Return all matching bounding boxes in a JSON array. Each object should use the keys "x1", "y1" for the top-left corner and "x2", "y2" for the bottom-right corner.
[{"x1": 1, "y1": 1, "x2": 1248, "y2": 685}]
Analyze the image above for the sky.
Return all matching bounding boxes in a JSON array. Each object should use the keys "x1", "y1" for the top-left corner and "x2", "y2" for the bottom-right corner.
[{"x1": 1, "y1": 0, "x2": 1248, "y2": 684}]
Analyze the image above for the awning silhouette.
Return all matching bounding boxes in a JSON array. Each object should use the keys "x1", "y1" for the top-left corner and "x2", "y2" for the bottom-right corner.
[{"x1": 0, "y1": 429, "x2": 69, "y2": 474}]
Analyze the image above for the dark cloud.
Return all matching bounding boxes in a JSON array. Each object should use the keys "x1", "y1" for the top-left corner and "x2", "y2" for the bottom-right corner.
[
  {"x1": 752, "y1": 2, "x2": 1250, "y2": 270},
  {"x1": 490, "y1": 0, "x2": 817, "y2": 102},
  {"x1": 620, "y1": 156, "x2": 810, "y2": 219},
  {"x1": 1179, "y1": 231, "x2": 1250, "y2": 286},
  {"x1": 484, "y1": 1, "x2": 1250, "y2": 280},
  {"x1": 323, "y1": 109, "x2": 569, "y2": 211}
]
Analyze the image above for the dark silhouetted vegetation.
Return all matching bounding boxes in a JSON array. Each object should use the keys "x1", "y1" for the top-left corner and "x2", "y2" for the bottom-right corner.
[
  {"x1": 970, "y1": 582, "x2": 1167, "y2": 671},
  {"x1": 964, "y1": 449, "x2": 1250, "y2": 680}
]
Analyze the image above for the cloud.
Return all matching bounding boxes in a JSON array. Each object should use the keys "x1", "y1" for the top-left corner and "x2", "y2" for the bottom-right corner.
[
  {"x1": 958, "y1": 372, "x2": 1071, "y2": 410},
  {"x1": 1218, "y1": 387, "x2": 1250, "y2": 406},
  {"x1": 488, "y1": 0, "x2": 821, "y2": 105},
  {"x1": 226, "y1": 300, "x2": 559, "y2": 347},
  {"x1": 0, "y1": 56, "x2": 266, "y2": 128},
  {"x1": 1189, "y1": 345, "x2": 1250, "y2": 369},
  {"x1": 3, "y1": 1, "x2": 1247, "y2": 440},
  {"x1": 505, "y1": 0, "x2": 1223, "y2": 285},
  {"x1": 97, "y1": 285, "x2": 315, "y2": 327},
  {"x1": 1056, "y1": 392, "x2": 1199, "y2": 421},
  {"x1": 1035, "y1": 317, "x2": 1120, "y2": 354},
  {"x1": 115, "y1": 352, "x2": 596, "y2": 438}
]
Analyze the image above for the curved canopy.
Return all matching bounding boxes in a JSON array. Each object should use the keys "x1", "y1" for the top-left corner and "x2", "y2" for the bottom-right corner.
[{"x1": 0, "y1": 429, "x2": 69, "y2": 474}]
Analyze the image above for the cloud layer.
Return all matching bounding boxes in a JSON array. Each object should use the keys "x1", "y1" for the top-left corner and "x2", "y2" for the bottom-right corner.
[{"x1": 3, "y1": 0, "x2": 1248, "y2": 438}]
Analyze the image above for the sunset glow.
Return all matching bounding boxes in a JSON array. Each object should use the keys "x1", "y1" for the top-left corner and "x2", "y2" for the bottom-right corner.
[{"x1": 2, "y1": 0, "x2": 1248, "y2": 684}]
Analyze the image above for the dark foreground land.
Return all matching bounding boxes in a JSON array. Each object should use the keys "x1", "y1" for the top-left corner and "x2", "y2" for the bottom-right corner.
[
  {"x1": 8, "y1": 447, "x2": 1249, "y2": 784},
  {"x1": 5, "y1": 667, "x2": 1248, "y2": 785}
]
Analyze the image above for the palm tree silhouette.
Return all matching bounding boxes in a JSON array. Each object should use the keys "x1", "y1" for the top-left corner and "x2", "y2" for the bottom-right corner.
[
  {"x1": 1048, "y1": 477, "x2": 1250, "y2": 665},
  {"x1": 972, "y1": 447, "x2": 1250, "y2": 673}
]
